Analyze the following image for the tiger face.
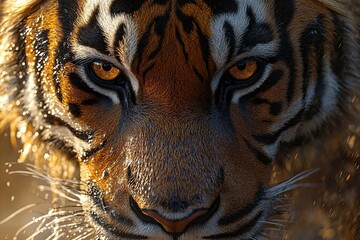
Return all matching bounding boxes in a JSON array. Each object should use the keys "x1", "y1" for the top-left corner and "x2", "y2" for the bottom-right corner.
[{"x1": 0, "y1": 0, "x2": 358, "y2": 239}]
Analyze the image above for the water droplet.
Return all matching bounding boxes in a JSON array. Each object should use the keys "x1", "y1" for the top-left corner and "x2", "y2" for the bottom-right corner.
[
  {"x1": 10, "y1": 196, "x2": 15, "y2": 202},
  {"x1": 6, "y1": 182, "x2": 10, "y2": 187}
]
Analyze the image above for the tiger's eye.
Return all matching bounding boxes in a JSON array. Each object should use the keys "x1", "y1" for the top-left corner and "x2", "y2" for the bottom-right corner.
[
  {"x1": 91, "y1": 62, "x2": 121, "y2": 81},
  {"x1": 229, "y1": 59, "x2": 258, "y2": 81}
]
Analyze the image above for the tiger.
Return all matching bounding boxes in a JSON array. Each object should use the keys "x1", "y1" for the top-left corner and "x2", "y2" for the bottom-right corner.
[{"x1": 0, "y1": 0, "x2": 359, "y2": 239}]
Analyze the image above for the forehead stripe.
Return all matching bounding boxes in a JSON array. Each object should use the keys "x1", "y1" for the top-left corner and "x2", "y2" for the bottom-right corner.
[
  {"x1": 78, "y1": 7, "x2": 109, "y2": 55},
  {"x1": 241, "y1": 7, "x2": 274, "y2": 50}
]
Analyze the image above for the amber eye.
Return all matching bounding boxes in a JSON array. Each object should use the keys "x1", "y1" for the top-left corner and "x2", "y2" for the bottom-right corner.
[
  {"x1": 91, "y1": 61, "x2": 121, "y2": 81},
  {"x1": 228, "y1": 59, "x2": 259, "y2": 81}
]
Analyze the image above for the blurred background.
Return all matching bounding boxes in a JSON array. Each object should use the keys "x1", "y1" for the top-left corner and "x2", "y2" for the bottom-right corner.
[{"x1": 0, "y1": 129, "x2": 49, "y2": 240}]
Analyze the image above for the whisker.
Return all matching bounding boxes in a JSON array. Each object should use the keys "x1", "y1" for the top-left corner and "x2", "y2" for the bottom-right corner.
[
  {"x1": 44, "y1": 231, "x2": 58, "y2": 240},
  {"x1": 72, "y1": 230, "x2": 95, "y2": 240},
  {"x1": 23, "y1": 211, "x2": 85, "y2": 240},
  {"x1": 38, "y1": 185, "x2": 82, "y2": 203},
  {"x1": 0, "y1": 203, "x2": 37, "y2": 225},
  {"x1": 266, "y1": 168, "x2": 319, "y2": 197},
  {"x1": 14, "y1": 210, "x2": 81, "y2": 239},
  {"x1": 260, "y1": 220, "x2": 286, "y2": 228}
]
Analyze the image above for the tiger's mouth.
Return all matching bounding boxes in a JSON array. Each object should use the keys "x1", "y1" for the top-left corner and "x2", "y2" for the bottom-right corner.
[
  {"x1": 85, "y1": 184, "x2": 272, "y2": 240},
  {"x1": 130, "y1": 196, "x2": 221, "y2": 237}
]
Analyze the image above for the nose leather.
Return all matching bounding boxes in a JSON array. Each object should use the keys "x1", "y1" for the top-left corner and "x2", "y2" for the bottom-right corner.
[{"x1": 141, "y1": 209, "x2": 209, "y2": 233}]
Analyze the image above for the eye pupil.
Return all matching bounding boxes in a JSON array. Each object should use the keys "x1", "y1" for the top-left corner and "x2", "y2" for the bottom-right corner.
[
  {"x1": 237, "y1": 63, "x2": 247, "y2": 71},
  {"x1": 102, "y1": 64, "x2": 112, "y2": 72}
]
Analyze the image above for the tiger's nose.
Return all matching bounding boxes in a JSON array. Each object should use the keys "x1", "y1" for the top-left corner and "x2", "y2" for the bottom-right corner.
[
  {"x1": 130, "y1": 197, "x2": 220, "y2": 234},
  {"x1": 142, "y1": 209, "x2": 209, "y2": 233}
]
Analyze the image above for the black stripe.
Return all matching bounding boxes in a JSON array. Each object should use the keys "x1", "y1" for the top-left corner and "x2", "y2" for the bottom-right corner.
[
  {"x1": 193, "y1": 67, "x2": 205, "y2": 82},
  {"x1": 175, "y1": 27, "x2": 189, "y2": 62},
  {"x1": 301, "y1": 15, "x2": 326, "y2": 120},
  {"x1": 136, "y1": 24, "x2": 153, "y2": 73},
  {"x1": 89, "y1": 184, "x2": 134, "y2": 226},
  {"x1": 331, "y1": 13, "x2": 346, "y2": 82},
  {"x1": 253, "y1": 109, "x2": 304, "y2": 145},
  {"x1": 58, "y1": 0, "x2": 78, "y2": 34},
  {"x1": 274, "y1": 1, "x2": 296, "y2": 103},
  {"x1": 300, "y1": 15, "x2": 325, "y2": 100},
  {"x1": 69, "y1": 72, "x2": 96, "y2": 94},
  {"x1": 47, "y1": 135, "x2": 77, "y2": 157},
  {"x1": 110, "y1": 0, "x2": 143, "y2": 15},
  {"x1": 223, "y1": 21, "x2": 236, "y2": 63},
  {"x1": 219, "y1": 186, "x2": 265, "y2": 226},
  {"x1": 24, "y1": 24, "x2": 93, "y2": 148},
  {"x1": 252, "y1": 98, "x2": 282, "y2": 116},
  {"x1": 203, "y1": 212, "x2": 263, "y2": 239},
  {"x1": 176, "y1": 7, "x2": 194, "y2": 34},
  {"x1": 244, "y1": 139, "x2": 272, "y2": 165},
  {"x1": 142, "y1": 63, "x2": 156, "y2": 80},
  {"x1": 90, "y1": 212, "x2": 148, "y2": 239},
  {"x1": 78, "y1": 7, "x2": 109, "y2": 54},
  {"x1": 241, "y1": 7, "x2": 274, "y2": 49},
  {"x1": 260, "y1": 70, "x2": 284, "y2": 91},
  {"x1": 14, "y1": 21, "x2": 28, "y2": 99},
  {"x1": 203, "y1": 0, "x2": 238, "y2": 15},
  {"x1": 83, "y1": 140, "x2": 106, "y2": 160},
  {"x1": 148, "y1": 12, "x2": 170, "y2": 60},
  {"x1": 177, "y1": 9, "x2": 211, "y2": 74},
  {"x1": 33, "y1": 29, "x2": 50, "y2": 79},
  {"x1": 45, "y1": 115, "x2": 94, "y2": 141},
  {"x1": 81, "y1": 98, "x2": 99, "y2": 106},
  {"x1": 56, "y1": 1, "x2": 78, "y2": 103},
  {"x1": 68, "y1": 103, "x2": 81, "y2": 117},
  {"x1": 114, "y1": 23, "x2": 126, "y2": 63},
  {"x1": 194, "y1": 21, "x2": 211, "y2": 74}
]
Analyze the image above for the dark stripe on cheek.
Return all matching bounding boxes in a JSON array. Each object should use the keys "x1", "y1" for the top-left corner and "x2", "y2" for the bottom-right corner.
[
  {"x1": 33, "y1": 29, "x2": 64, "y2": 104},
  {"x1": 244, "y1": 139, "x2": 272, "y2": 165},
  {"x1": 81, "y1": 98, "x2": 99, "y2": 106},
  {"x1": 218, "y1": 186, "x2": 265, "y2": 226},
  {"x1": 204, "y1": 211, "x2": 263, "y2": 239},
  {"x1": 69, "y1": 72, "x2": 95, "y2": 93},
  {"x1": 253, "y1": 109, "x2": 304, "y2": 145},
  {"x1": 260, "y1": 70, "x2": 284, "y2": 91},
  {"x1": 252, "y1": 98, "x2": 282, "y2": 116},
  {"x1": 77, "y1": 7, "x2": 109, "y2": 55},
  {"x1": 68, "y1": 103, "x2": 82, "y2": 117}
]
